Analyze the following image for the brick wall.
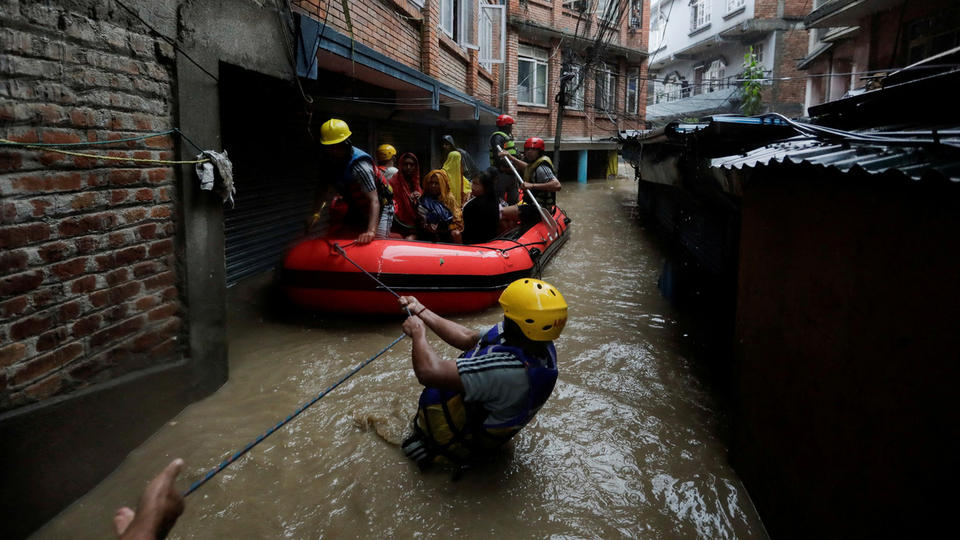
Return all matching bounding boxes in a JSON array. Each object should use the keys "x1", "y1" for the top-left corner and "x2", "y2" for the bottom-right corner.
[
  {"x1": 1, "y1": 2, "x2": 182, "y2": 411},
  {"x1": 506, "y1": 1, "x2": 650, "y2": 138},
  {"x1": 295, "y1": 0, "x2": 422, "y2": 71}
]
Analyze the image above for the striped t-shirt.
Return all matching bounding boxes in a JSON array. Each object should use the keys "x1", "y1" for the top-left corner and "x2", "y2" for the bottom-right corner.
[{"x1": 456, "y1": 351, "x2": 529, "y2": 425}]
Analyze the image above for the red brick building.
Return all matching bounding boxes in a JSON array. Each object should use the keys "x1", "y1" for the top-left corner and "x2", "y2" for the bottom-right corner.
[{"x1": 292, "y1": 1, "x2": 649, "y2": 178}]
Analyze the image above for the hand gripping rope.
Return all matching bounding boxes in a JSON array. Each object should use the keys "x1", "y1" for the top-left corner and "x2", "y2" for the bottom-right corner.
[{"x1": 183, "y1": 243, "x2": 411, "y2": 496}]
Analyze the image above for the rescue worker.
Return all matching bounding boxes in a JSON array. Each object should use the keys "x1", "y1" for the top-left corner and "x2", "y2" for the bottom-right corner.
[
  {"x1": 312, "y1": 119, "x2": 394, "y2": 244},
  {"x1": 518, "y1": 137, "x2": 561, "y2": 225},
  {"x1": 489, "y1": 114, "x2": 522, "y2": 204},
  {"x1": 398, "y1": 278, "x2": 567, "y2": 468},
  {"x1": 376, "y1": 143, "x2": 398, "y2": 182}
]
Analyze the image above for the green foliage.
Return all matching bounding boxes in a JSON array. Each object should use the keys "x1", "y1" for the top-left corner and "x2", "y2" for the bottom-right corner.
[{"x1": 740, "y1": 46, "x2": 764, "y2": 116}]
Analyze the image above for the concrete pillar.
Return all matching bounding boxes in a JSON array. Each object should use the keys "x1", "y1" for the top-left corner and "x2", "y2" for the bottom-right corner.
[{"x1": 578, "y1": 149, "x2": 588, "y2": 183}]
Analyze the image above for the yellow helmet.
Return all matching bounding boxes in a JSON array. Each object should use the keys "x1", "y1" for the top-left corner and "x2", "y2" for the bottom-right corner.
[
  {"x1": 499, "y1": 278, "x2": 567, "y2": 341},
  {"x1": 320, "y1": 118, "x2": 352, "y2": 145},
  {"x1": 377, "y1": 144, "x2": 397, "y2": 162}
]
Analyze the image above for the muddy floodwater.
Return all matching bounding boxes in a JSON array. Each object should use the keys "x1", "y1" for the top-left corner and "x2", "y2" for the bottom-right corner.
[{"x1": 35, "y1": 175, "x2": 766, "y2": 539}]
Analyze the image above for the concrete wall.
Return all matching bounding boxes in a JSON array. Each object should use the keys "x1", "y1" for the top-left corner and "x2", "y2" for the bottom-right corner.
[
  {"x1": 649, "y1": 0, "x2": 756, "y2": 61},
  {"x1": 733, "y1": 164, "x2": 960, "y2": 538}
]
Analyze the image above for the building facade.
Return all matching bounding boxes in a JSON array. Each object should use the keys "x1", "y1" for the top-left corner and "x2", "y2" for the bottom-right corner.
[
  {"x1": 503, "y1": 0, "x2": 649, "y2": 177},
  {"x1": 800, "y1": 0, "x2": 960, "y2": 111},
  {"x1": 646, "y1": 0, "x2": 809, "y2": 124}
]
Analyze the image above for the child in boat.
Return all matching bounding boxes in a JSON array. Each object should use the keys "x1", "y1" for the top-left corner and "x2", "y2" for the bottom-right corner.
[
  {"x1": 418, "y1": 169, "x2": 463, "y2": 243},
  {"x1": 462, "y1": 167, "x2": 519, "y2": 244}
]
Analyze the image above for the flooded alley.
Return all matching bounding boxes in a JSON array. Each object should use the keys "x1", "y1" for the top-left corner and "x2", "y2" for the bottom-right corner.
[{"x1": 34, "y1": 176, "x2": 765, "y2": 539}]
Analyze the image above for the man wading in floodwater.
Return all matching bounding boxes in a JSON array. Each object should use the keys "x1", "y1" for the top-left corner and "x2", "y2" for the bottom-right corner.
[{"x1": 398, "y1": 278, "x2": 567, "y2": 468}]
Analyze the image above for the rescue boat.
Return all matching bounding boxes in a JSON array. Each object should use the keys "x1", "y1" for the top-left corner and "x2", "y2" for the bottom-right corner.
[{"x1": 281, "y1": 206, "x2": 571, "y2": 314}]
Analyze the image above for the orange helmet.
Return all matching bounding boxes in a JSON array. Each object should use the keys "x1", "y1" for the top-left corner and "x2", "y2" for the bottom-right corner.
[{"x1": 496, "y1": 114, "x2": 515, "y2": 127}]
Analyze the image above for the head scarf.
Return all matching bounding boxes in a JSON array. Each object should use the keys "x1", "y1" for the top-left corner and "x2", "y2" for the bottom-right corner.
[
  {"x1": 391, "y1": 152, "x2": 421, "y2": 227},
  {"x1": 422, "y1": 169, "x2": 463, "y2": 231}
]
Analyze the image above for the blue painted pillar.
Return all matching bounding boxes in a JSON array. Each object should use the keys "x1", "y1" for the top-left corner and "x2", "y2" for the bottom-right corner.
[{"x1": 577, "y1": 149, "x2": 588, "y2": 183}]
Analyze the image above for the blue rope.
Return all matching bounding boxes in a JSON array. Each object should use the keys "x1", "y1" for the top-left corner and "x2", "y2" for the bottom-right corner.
[
  {"x1": 0, "y1": 129, "x2": 176, "y2": 147},
  {"x1": 182, "y1": 333, "x2": 407, "y2": 497}
]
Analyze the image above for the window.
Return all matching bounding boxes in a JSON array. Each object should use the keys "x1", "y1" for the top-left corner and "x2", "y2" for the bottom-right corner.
[
  {"x1": 594, "y1": 63, "x2": 617, "y2": 111},
  {"x1": 690, "y1": 0, "x2": 710, "y2": 32},
  {"x1": 629, "y1": 0, "x2": 643, "y2": 30},
  {"x1": 596, "y1": 0, "x2": 614, "y2": 21},
  {"x1": 439, "y1": 0, "x2": 478, "y2": 49},
  {"x1": 726, "y1": 0, "x2": 745, "y2": 13},
  {"x1": 518, "y1": 44, "x2": 549, "y2": 106},
  {"x1": 440, "y1": 0, "x2": 454, "y2": 38},
  {"x1": 563, "y1": 61, "x2": 585, "y2": 111},
  {"x1": 562, "y1": 0, "x2": 587, "y2": 11},
  {"x1": 751, "y1": 42, "x2": 764, "y2": 65},
  {"x1": 625, "y1": 67, "x2": 640, "y2": 114},
  {"x1": 704, "y1": 58, "x2": 726, "y2": 93},
  {"x1": 693, "y1": 65, "x2": 704, "y2": 95},
  {"x1": 657, "y1": 72, "x2": 683, "y2": 103},
  {"x1": 479, "y1": 1, "x2": 506, "y2": 69}
]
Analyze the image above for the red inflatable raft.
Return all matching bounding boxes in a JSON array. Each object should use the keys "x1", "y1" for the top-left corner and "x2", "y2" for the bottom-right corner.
[{"x1": 281, "y1": 206, "x2": 571, "y2": 314}]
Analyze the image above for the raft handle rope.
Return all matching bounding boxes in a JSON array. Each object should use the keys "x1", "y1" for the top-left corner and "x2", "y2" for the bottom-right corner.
[
  {"x1": 182, "y1": 332, "x2": 406, "y2": 497},
  {"x1": 332, "y1": 242, "x2": 413, "y2": 317}
]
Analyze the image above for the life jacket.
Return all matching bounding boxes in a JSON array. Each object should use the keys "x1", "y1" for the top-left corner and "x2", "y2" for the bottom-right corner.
[
  {"x1": 334, "y1": 147, "x2": 394, "y2": 225},
  {"x1": 411, "y1": 323, "x2": 558, "y2": 466},
  {"x1": 521, "y1": 154, "x2": 556, "y2": 209},
  {"x1": 489, "y1": 131, "x2": 517, "y2": 164}
]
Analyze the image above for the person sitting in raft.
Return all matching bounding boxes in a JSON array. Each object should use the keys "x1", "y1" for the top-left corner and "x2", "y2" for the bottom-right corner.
[
  {"x1": 461, "y1": 167, "x2": 519, "y2": 244},
  {"x1": 440, "y1": 135, "x2": 476, "y2": 207},
  {"x1": 390, "y1": 152, "x2": 422, "y2": 240},
  {"x1": 417, "y1": 169, "x2": 463, "y2": 243},
  {"x1": 398, "y1": 278, "x2": 567, "y2": 469},
  {"x1": 309, "y1": 118, "x2": 394, "y2": 245}
]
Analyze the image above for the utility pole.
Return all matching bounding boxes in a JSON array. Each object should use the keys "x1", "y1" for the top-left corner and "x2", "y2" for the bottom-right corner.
[{"x1": 553, "y1": 71, "x2": 575, "y2": 171}]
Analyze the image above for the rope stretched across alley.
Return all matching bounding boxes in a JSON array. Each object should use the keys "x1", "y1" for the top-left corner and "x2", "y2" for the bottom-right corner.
[
  {"x1": 183, "y1": 243, "x2": 410, "y2": 496},
  {"x1": 182, "y1": 332, "x2": 406, "y2": 497}
]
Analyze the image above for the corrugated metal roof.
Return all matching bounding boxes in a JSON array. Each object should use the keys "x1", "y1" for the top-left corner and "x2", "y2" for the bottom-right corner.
[{"x1": 710, "y1": 137, "x2": 960, "y2": 183}]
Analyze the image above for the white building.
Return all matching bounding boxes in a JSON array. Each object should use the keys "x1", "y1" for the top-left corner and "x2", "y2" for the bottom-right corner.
[{"x1": 646, "y1": 0, "x2": 810, "y2": 125}]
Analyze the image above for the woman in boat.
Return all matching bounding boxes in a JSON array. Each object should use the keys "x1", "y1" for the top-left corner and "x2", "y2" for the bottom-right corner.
[
  {"x1": 417, "y1": 169, "x2": 463, "y2": 243},
  {"x1": 440, "y1": 135, "x2": 477, "y2": 207},
  {"x1": 462, "y1": 167, "x2": 519, "y2": 244},
  {"x1": 390, "y1": 152, "x2": 421, "y2": 240}
]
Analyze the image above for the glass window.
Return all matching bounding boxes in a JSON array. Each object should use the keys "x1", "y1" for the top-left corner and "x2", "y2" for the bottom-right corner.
[
  {"x1": 566, "y1": 62, "x2": 585, "y2": 111},
  {"x1": 727, "y1": 0, "x2": 745, "y2": 14},
  {"x1": 690, "y1": 0, "x2": 710, "y2": 32},
  {"x1": 440, "y1": 0, "x2": 454, "y2": 38},
  {"x1": 479, "y1": 2, "x2": 505, "y2": 68},
  {"x1": 629, "y1": 0, "x2": 643, "y2": 29},
  {"x1": 704, "y1": 59, "x2": 726, "y2": 93},
  {"x1": 518, "y1": 44, "x2": 549, "y2": 106},
  {"x1": 626, "y1": 67, "x2": 640, "y2": 114},
  {"x1": 594, "y1": 63, "x2": 617, "y2": 111}
]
